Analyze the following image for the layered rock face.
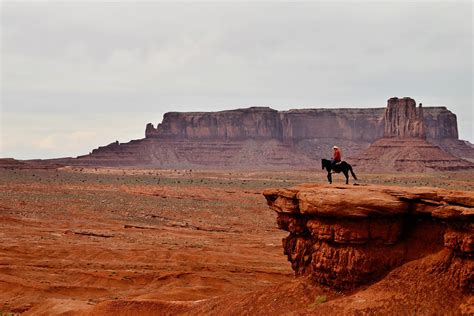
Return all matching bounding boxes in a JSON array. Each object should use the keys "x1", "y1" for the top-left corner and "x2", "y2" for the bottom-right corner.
[
  {"x1": 384, "y1": 97, "x2": 425, "y2": 138},
  {"x1": 0, "y1": 158, "x2": 62, "y2": 170},
  {"x1": 424, "y1": 106, "x2": 459, "y2": 139},
  {"x1": 263, "y1": 184, "x2": 473, "y2": 291},
  {"x1": 351, "y1": 138, "x2": 474, "y2": 171},
  {"x1": 280, "y1": 108, "x2": 385, "y2": 142},
  {"x1": 65, "y1": 138, "x2": 316, "y2": 169},
  {"x1": 145, "y1": 105, "x2": 458, "y2": 142},
  {"x1": 351, "y1": 97, "x2": 474, "y2": 171},
  {"x1": 146, "y1": 107, "x2": 283, "y2": 140}
]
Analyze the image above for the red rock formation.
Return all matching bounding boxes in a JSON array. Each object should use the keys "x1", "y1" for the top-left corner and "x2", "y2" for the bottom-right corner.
[
  {"x1": 424, "y1": 106, "x2": 459, "y2": 139},
  {"x1": 351, "y1": 97, "x2": 473, "y2": 171},
  {"x1": 351, "y1": 138, "x2": 474, "y2": 171},
  {"x1": 146, "y1": 107, "x2": 283, "y2": 140},
  {"x1": 0, "y1": 158, "x2": 63, "y2": 169},
  {"x1": 60, "y1": 138, "x2": 317, "y2": 169},
  {"x1": 430, "y1": 138, "x2": 474, "y2": 163},
  {"x1": 384, "y1": 97, "x2": 425, "y2": 138},
  {"x1": 263, "y1": 184, "x2": 473, "y2": 291},
  {"x1": 0, "y1": 158, "x2": 29, "y2": 169},
  {"x1": 280, "y1": 108, "x2": 385, "y2": 142},
  {"x1": 145, "y1": 105, "x2": 458, "y2": 143}
]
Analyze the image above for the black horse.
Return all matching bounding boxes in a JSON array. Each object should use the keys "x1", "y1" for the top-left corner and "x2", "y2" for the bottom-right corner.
[{"x1": 321, "y1": 159, "x2": 358, "y2": 184}]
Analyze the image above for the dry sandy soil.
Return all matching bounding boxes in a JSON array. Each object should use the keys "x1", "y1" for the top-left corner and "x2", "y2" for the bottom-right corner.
[{"x1": 0, "y1": 167, "x2": 472, "y2": 315}]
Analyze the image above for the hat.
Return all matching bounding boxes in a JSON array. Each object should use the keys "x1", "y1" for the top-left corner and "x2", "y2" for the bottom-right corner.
[{"x1": 333, "y1": 146, "x2": 339, "y2": 149}]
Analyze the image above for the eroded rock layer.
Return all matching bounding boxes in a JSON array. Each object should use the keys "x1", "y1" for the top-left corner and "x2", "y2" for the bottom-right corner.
[
  {"x1": 145, "y1": 105, "x2": 458, "y2": 142},
  {"x1": 263, "y1": 184, "x2": 473, "y2": 291},
  {"x1": 350, "y1": 138, "x2": 474, "y2": 172},
  {"x1": 63, "y1": 139, "x2": 317, "y2": 169},
  {"x1": 384, "y1": 97, "x2": 425, "y2": 138},
  {"x1": 350, "y1": 97, "x2": 473, "y2": 171}
]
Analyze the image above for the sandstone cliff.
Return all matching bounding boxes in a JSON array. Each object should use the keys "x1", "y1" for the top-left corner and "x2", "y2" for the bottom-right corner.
[
  {"x1": 146, "y1": 107, "x2": 283, "y2": 140},
  {"x1": 351, "y1": 97, "x2": 474, "y2": 171},
  {"x1": 263, "y1": 184, "x2": 473, "y2": 292},
  {"x1": 384, "y1": 97, "x2": 425, "y2": 138},
  {"x1": 145, "y1": 105, "x2": 458, "y2": 142},
  {"x1": 65, "y1": 138, "x2": 316, "y2": 170}
]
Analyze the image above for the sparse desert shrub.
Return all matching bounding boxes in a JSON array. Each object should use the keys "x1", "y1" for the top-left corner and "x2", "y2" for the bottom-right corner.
[{"x1": 309, "y1": 295, "x2": 327, "y2": 309}]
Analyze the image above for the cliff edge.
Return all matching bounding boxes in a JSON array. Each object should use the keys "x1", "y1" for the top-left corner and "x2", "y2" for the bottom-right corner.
[
  {"x1": 145, "y1": 104, "x2": 459, "y2": 143},
  {"x1": 263, "y1": 184, "x2": 473, "y2": 293}
]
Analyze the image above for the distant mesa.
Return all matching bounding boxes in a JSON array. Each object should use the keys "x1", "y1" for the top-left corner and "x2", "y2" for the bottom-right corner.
[
  {"x1": 145, "y1": 107, "x2": 284, "y2": 141},
  {"x1": 144, "y1": 101, "x2": 459, "y2": 142},
  {"x1": 7, "y1": 97, "x2": 474, "y2": 171},
  {"x1": 0, "y1": 158, "x2": 61, "y2": 170}
]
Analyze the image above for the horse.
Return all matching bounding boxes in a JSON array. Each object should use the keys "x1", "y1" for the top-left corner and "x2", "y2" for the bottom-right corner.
[{"x1": 321, "y1": 159, "x2": 358, "y2": 184}]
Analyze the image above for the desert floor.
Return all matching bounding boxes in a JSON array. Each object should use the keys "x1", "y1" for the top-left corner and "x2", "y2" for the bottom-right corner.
[{"x1": 0, "y1": 167, "x2": 472, "y2": 314}]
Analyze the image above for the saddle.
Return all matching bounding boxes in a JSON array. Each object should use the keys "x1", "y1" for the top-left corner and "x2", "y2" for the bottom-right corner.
[{"x1": 332, "y1": 161, "x2": 342, "y2": 172}]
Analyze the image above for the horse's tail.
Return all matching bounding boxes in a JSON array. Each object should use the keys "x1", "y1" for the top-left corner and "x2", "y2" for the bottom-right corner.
[{"x1": 349, "y1": 165, "x2": 358, "y2": 180}]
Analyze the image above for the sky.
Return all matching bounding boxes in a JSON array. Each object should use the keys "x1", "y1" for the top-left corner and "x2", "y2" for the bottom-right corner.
[{"x1": 1, "y1": 0, "x2": 472, "y2": 159}]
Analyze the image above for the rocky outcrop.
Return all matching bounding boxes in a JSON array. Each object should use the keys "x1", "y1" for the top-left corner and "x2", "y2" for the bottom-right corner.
[
  {"x1": 430, "y1": 138, "x2": 474, "y2": 163},
  {"x1": 146, "y1": 107, "x2": 283, "y2": 140},
  {"x1": 263, "y1": 184, "x2": 473, "y2": 291},
  {"x1": 384, "y1": 97, "x2": 425, "y2": 138},
  {"x1": 59, "y1": 138, "x2": 316, "y2": 169},
  {"x1": 280, "y1": 108, "x2": 385, "y2": 142},
  {"x1": 424, "y1": 106, "x2": 459, "y2": 139},
  {"x1": 0, "y1": 158, "x2": 63, "y2": 169},
  {"x1": 0, "y1": 158, "x2": 29, "y2": 169},
  {"x1": 350, "y1": 97, "x2": 474, "y2": 171},
  {"x1": 351, "y1": 138, "x2": 474, "y2": 171}
]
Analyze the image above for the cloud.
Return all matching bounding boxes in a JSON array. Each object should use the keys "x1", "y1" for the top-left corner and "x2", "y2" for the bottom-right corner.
[
  {"x1": 1, "y1": 1, "x2": 472, "y2": 159},
  {"x1": 30, "y1": 131, "x2": 98, "y2": 155},
  {"x1": 3, "y1": 2, "x2": 470, "y2": 96}
]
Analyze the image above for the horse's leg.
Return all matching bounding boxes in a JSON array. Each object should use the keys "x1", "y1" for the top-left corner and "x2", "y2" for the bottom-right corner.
[
  {"x1": 343, "y1": 170, "x2": 349, "y2": 184},
  {"x1": 327, "y1": 171, "x2": 332, "y2": 184}
]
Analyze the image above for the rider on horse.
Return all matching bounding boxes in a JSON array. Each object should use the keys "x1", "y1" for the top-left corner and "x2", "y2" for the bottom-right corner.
[
  {"x1": 322, "y1": 146, "x2": 357, "y2": 184},
  {"x1": 331, "y1": 146, "x2": 341, "y2": 171}
]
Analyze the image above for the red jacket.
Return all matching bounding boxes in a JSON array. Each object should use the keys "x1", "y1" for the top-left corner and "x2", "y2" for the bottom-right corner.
[{"x1": 333, "y1": 149, "x2": 341, "y2": 162}]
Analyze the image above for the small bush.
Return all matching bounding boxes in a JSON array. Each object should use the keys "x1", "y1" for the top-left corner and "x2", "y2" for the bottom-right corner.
[{"x1": 309, "y1": 295, "x2": 327, "y2": 309}]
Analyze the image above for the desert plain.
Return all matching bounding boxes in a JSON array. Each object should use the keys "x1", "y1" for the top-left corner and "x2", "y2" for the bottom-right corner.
[{"x1": 0, "y1": 167, "x2": 472, "y2": 315}]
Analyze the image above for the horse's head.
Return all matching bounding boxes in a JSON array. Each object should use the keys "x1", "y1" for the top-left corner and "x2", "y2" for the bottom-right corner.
[{"x1": 321, "y1": 159, "x2": 325, "y2": 170}]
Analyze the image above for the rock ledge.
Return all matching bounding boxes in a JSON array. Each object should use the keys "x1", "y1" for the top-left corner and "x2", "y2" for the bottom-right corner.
[{"x1": 263, "y1": 184, "x2": 473, "y2": 291}]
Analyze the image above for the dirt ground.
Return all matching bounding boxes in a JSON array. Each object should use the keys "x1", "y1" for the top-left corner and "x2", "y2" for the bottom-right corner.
[{"x1": 0, "y1": 167, "x2": 472, "y2": 315}]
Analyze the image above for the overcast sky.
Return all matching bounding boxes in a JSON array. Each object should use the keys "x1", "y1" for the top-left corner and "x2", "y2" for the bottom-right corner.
[{"x1": 1, "y1": 1, "x2": 472, "y2": 159}]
